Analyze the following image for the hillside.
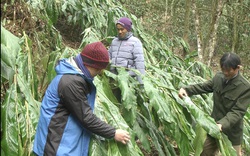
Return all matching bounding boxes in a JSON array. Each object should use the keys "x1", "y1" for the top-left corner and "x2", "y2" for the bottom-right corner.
[{"x1": 1, "y1": 1, "x2": 249, "y2": 156}]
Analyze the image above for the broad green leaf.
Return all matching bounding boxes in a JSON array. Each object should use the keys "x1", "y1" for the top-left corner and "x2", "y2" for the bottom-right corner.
[
  {"x1": 1, "y1": 59, "x2": 15, "y2": 82},
  {"x1": 89, "y1": 137, "x2": 108, "y2": 156},
  {"x1": 174, "y1": 93, "x2": 237, "y2": 155},
  {"x1": 174, "y1": 93, "x2": 221, "y2": 139},
  {"x1": 193, "y1": 124, "x2": 207, "y2": 156},
  {"x1": 93, "y1": 76, "x2": 143, "y2": 156},
  {"x1": 132, "y1": 120, "x2": 151, "y2": 152},
  {"x1": 1, "y1": 26, "x2": 20, "y2": 68},
  {"x1": 1, "y1": 84, "x2": 19, "y2": 156},
  {"x1": 116, "y1": 68, "x2": 138, "y2": 126},
  {"x1": 218, "y1": 133, "x2": 237, "y2": 156}
]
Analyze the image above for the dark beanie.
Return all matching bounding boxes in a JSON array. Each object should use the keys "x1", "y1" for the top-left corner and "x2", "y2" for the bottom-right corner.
[
  {"x1": 116, "y1": 17, "x2": 132, "y2": 31},
  {"x1": 81, "y1": 42, "x2": 109, "y2": 69}
]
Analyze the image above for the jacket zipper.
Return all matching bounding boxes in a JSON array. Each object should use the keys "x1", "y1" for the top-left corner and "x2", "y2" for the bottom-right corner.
[{"x1": 115, "y1": 41, "x2": 123, "y2": 65}]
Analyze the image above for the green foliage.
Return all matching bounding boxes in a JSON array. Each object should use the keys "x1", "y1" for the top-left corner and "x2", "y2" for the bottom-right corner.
[
  {"x1": 1, "y1": 26, "x2": 40, "y2": 156},
  {"x1": 123, "y1": 0, "x2": 250, "y2": 79},
  {"x1": 1, "y1": 0, "x2": 250, "y2": 156}
]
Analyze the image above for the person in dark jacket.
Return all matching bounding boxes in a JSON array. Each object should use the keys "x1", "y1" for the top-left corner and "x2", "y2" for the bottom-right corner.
[
  {"x1": 33, "y1": 42, "x2": 130, "y2": 156},
  {"x1": 178, "y1": 52, "x2": 250, "y2": 156}
]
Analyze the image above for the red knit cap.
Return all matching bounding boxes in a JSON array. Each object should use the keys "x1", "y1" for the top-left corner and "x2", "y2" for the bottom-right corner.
[{"x1": 81, "y1": 42, "x2": 109, "y2": 69}]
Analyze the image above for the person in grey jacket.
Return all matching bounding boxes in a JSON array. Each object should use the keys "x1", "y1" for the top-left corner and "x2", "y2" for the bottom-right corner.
[
  {"x1": 178, "y1": 52, "x2": 250, "y2": 156},
  {"x1": 108, "y1": 17, "x2": 145, "y2": 83}
]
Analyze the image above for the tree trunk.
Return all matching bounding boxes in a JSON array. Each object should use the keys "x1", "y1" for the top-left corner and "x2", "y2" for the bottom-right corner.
[
  {"x1": 232, "y1": 0, "x2": 243, "y2": 53},
  {"x1": 206, "y1": 0, "x2": 225, "y2": 67},
  {"x1": 192, "y1": 0, "x2": 203, "y2": 62},
  {"x1": 163, "y1": 0, "x2": 168, "y2": 32},
  {"x1": 183, "y1": 0, "x2": 191, "y2": 56}
]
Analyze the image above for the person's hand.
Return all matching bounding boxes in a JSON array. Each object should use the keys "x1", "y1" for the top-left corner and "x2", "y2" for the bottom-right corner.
[
  {"x1": 217, "y1": 124, "x2": 222, "y2": 131},
  {"x1": 178, "y1": 88, "x2": 188, "y2": 99},
  {"x1": 114, "y1": 129, "x2": 131, "y2": 144}
]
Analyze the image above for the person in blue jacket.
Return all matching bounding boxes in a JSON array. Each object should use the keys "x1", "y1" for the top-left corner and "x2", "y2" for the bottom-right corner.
[{"x1": 33, "y1": 42, "x2": 130, "y2": 156}]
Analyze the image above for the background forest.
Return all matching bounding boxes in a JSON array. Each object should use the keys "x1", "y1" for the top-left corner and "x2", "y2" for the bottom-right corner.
[{"x1": 1, "y1": 0, "x2": 250, "y2": 156}]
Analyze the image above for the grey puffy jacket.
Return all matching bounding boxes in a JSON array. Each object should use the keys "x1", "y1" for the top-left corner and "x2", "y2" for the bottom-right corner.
[{"x1": 108, "y1": 33, "x2": 145, "y2": 83}]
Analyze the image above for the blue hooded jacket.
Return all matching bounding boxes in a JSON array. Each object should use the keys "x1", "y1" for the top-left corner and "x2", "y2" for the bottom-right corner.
[{"x1": 33, "y1": 57, "x2": 115, "y2": 156}]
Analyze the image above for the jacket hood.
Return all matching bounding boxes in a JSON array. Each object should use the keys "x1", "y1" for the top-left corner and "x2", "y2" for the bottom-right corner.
[{"x1": 55, "y1": 57, "x2": 83, "y2": 76}]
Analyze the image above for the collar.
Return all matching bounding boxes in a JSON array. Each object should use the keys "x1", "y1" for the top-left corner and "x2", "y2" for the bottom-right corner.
[
  {"x1": 118, "y1": 32, "x2": 133, "y2": 40},
  {"x1": 74, "y1": 54, "x2": 93, "y2": 81},
  {"x1": 225, "y1": 71, "x2": 239, "y2": 84}
]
